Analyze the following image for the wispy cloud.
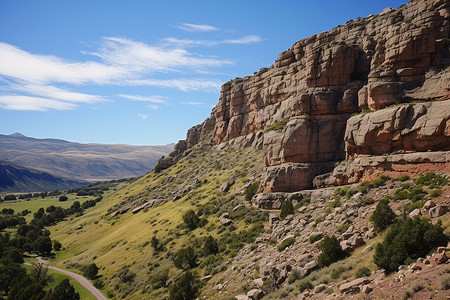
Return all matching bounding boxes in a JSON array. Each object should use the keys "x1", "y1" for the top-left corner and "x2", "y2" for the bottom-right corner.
[
  {"x1": 182, "y1": 101, "x2": 203, "y2": 106},
  {"x1": 126, "y1": 78, "x2": 222, "y2": 92},
  {"x1": 118, "y1": 94, "x2": 167, "y2": 103},
  {"x1": 223, "y1": 35, "x2": 262, "y2": 44},
  {"x1": 177, "y1": 23, "x2": 218, "y2": 32},
  {"x1": 0, "y1": 95, "x2": 76, "y2": 111},
  {"x1": 163, "y1": 35, "x2": 262, "y2": 48},
  {"x1": 138, "y1": 113, "x2": 149, "y2": 119}
]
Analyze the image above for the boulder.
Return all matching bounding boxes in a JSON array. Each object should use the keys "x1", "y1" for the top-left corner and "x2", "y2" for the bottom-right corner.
[
  {"x1": 339, "y1": 277, "x2": 371, "y2": 294},
  {"x1": 219, "y1": 212, "x2": 232, "y2": 226},
  {"x1": 429, "y1": 205, "x2": 448, "y2": 218},
  {"x1": 220, "y1": 176, "x2": 236, "y2": 193},
  {"x1": 247, "y1": 289, "x2": 263, "y2": 300}
]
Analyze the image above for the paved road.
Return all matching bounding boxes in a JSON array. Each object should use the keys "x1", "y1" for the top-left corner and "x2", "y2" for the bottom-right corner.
[{"x1": 25, "y1": 257, "x2": 107, "y2": 300}]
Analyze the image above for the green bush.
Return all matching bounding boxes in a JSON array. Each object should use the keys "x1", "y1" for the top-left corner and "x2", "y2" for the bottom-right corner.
[
  {"x1": 277, "y1": 237, "x2": 295, "y2": 252},
  {"x1": 183, "y1": 210, "x2": 200, "y2": 230},
  {"x1": 336, "y1": 223, "x2": 350, "y2": 233},
  {"x1": 355, "y1": 266, "x2": 371, "y2": 278},
  {"x1": 370, "y1": 199, "x2": 396, "y2": 233},
  {"x1": 441, "y1": 276, "x2": 450, "y2": 290},
  {"x1": 168, "y1": 271, "x2": 200, "y2": 300},
  {"x1": 266, "y1": 121, "x2": 287, "y2": 132},
  {"x1": 308, "y1": 234, "x2": 322, "y2": 244},
  {"x1": 280, "y1": 200, "x2": 294, "y2": 220},
  {"x1": 331, "y1": 266, "x2": 345, "y2": 279},
  {"x1": 203, "y1": 235, "x2": 219, "y2": 255},
  {"x1": 244, "y1": 182, "x2": 259, "y2": 201},
  {"x1": 392, "y1": 175, "x2": 410, "y2": 182},
  {"x1": 294, "y1": 197, "x2": 310, "y2": 209},
  {"x1": 298, "y1": 280, "x2": 313, "y2": 292},
  {"x1": 373, "y1": 217, "x2": 447, "y2": 273},
  {"x1": 329, "y1": 199, "x2": 341, "y2": 208},
  {"x1": 317, "y1": 235, "x2": 347, "y2": 267},
  {"x1": 363, "y1": 198, "x2": 375, "y2": 205},
  {"x1": 393, "y1": 189, "x2": 408, "y2": 201},
  {"x1": 414, "y1": 172, "x2": 448, "y2": 186},
  {"x1": 430, "y1": 189, "x2": 442, "y2": 198},
  {"x1": 407, "y1": 186, "x2": 427, "y2": 202}
]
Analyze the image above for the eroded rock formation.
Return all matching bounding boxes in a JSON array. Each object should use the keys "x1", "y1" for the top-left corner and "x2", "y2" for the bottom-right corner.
[{"x1": 160, "y1": 0, "x2": 450, "y2": 192}]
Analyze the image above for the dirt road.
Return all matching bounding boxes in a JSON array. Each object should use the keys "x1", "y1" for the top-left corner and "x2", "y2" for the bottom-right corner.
[{"x1": 26, "y1": 257, "x2": 107, "y2": 300}]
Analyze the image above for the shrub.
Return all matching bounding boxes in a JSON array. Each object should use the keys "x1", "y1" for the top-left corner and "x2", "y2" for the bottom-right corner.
[
  {"x1": 203, "y1": 235, "x2": 219, "y2": 255},
  {"x1": 83, "y1": 263, "x2": 98, "y2": 280},
  {"x1": 277, "y1": 237, "x2": 295, "y2": 252},
  {"x1": 392, "y1": 175, "x2": 410, "y2": 182},
  {"x1": 149, "y1": 269, "x2": 170, "y2": 289},
  {"x1": 168, "y1": 271, "x2": 200, "y2": 300},
  {"x1": 266, "y1": 121, "x2": 287, "y2": 132},
  {"x1": 329, "y1": 199, "x2": 341, "y2": 208},
  {"x1": 414, "y1": 172, "x2": 448, "y2": 186},
  {"x1": 429, "y1": 189, "x2": 442, "y2": 198},
  {"x1": 370, "y1": 199, "x2": 396, "y2": 233},
  {"x1": 441, "y1": 276, "x2": 450, "y2": 290},
  {"x1": 331, "y1": 266, "x2": 345, "y2": 279},
  {"x1": 336, "y1": 223, "x2": 350, "y2": 233},
  {"x1": 280, "y1": 200, "x2": 294, "y2": 219},
  {"x1": 4, "y1": 194, "x2": 16, "y2": 201},
  {"x1": 355, "y1": 266, "x2": 371, "y2": 278},
  {"x1": 373, "y1": 217, "x2": 447, "y2": 273},
  {"x1": 407, "y1": 186, "x2": 427, "y2": 202},
  {"x1": 183, "y1": 210, "x2": 200, "y2": 230},
  {"x1": 308, "y1": 234, "x2": 322, "y2": 244},
  {"x1": 53, "y1": 240, "x2": 61, "y2": 251},
  {"x1": 244, "y1": 182, "x2": 259, "y2": 201},
  {"x1": 173, "y1": 246, "x2": 198, "y2": 271},
  {"x1": 393, "y1": 189, "x2": 408, "y2": 201},
  {"x1": 363, "y1": 198, "x2": 375, "y2": 205},
  {"x1": 294, "y1": 197, "x2": 310, "y2": 209},
  {"x1": 298, "y1": 280, "x2": 313, "y2": 292},
  {"x1": 118, "y1": 267, "x2": 135, "y2": 284},
  {"x1": 58, "y1": 195, "x2": 68, "y2": 202},
  {"x1": 317, "y1": 235, "x2": 347, "y2": 267}
]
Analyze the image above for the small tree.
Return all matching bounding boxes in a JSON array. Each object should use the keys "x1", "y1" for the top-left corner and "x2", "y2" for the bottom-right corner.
[
  {"x1": 168, "y1": 271, "x2": 199, "y2": 300},
  {"x1": 173, "y1": 247, "x2": 198, "y2": 271},
  {"x1": 84, "y1": 263, "x2": 98, "y2": 280},
  {"x1": 317, "y1": 235, "x2": 347, "y2": 267},
  {"x1": 280, "y1": 200, "x2": 294, "y2": 220},
  {"x1": 182, "y1": 210, "x2": 200, "y2": 230},
  {"x1": 46, "y1": 278, "x2": 80, "y2": 300},
  {"x1": 151, "y1": 236, "x2": 160, "y2": 252},
  {"x1": 149, "y1": 268, "x2": 170, "y2": 289},
  {"x1": 33, "y1": 236, "x2": 53, "y2": 255},
  {"x1": 244, "y1": 182, "x2": 259, "y2": 201},
  {"x1": 202, "y1": 235, "x2": 218, "y2": 255},
  {"x1": 58, "y1": 195, "x2": 68, "y2": 202},
  {"x1": 370, "y1": 198, "x2": 396, "y2": 232},
  {"x1": 53, "y1": 240, "x2": 61, "y2": 251}
]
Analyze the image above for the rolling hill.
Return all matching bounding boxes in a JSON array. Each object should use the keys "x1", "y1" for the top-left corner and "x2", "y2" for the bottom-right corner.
[
  {"x1": 0, "y1": 161, "x2": 86, "y2": 192},
  {"x1": 0, "y1": 133, "x2": 173, "y2": 182}
]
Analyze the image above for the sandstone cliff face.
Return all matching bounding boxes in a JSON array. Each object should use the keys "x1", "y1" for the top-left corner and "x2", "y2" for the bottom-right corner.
[{"x1": 164, "y1": 0, "x2": 450, "y2": 191}]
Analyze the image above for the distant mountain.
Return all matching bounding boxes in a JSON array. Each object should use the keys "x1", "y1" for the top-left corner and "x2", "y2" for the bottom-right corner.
[
  {"x1": 0, "y1": 133, "x2": 173, "y2": 182},
  {"x1": 0, "y1": 161, "x2": 86, "y2": 192}
]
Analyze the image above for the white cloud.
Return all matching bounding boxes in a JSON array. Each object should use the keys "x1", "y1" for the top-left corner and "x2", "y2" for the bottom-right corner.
[
  {"x1": 163, "y1": 35, "x2": 262, "y2": 48},
  {"x1": 147, "y1": 105, "x2": 159, "y2": 110},
  {"x1": 0, "y1": 42, "x2": 124, "y2": 85},
  {"x1": 126, "y1": 78, "x2": 222, "y2": 92},
  {"x1": 177, "y1": 23, "x2": 218, "y2": 32},
  {"x1": 224, "y1": 35, "x2": 262, "y2": 44},
  {"x1": 118, "y1": 94, "x2": 167, "y2": 103},
  {"x1": 11, "y1": 82, "x2": 105, "y2": 104},
  {"x1": 182, "y1": 101, "x2": 203, "y2": 106},
  {"x1": 0, "y1": 95, "x2": 76, "y2": 111},
  {"x1": 138, "y1": 113, "x2": 149, "y2": 119}
]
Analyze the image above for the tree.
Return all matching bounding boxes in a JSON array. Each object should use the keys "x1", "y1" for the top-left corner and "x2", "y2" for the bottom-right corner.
[
  {"x1": 8, "y1": 276, "x2": 45, "y2": 300},
  {"x1": 173, "y1": 247, "x2": 198, "y2": 271},
  {"x1": 53, "y1": 240, "x2": 61, "y2": 251},
  {"x1": 32, "y1": 236, "x2": 53, "y2": 255},
  {"x1": 168, "y1": 271, "x2": 199, "y2": 300},
  {"x1": 374, "y1": 217, "x2": 447, "y2": 273},
  {"x1": 83, "y1": 263, "x2": 98, "y2": 280},
  {"x1": 244, "y1": 182, "x2": 259, "y2": 201},
  {"x1": 151, "y1": 236, "x2": 161, "y2": 252},
  {"x1": 45, "y1": 279, "x2": 80, "y2": 300},
  {"x1": 0, "y1": 258, "x2": 27, "y2": 295},
  {"x1": 182, "y1": 210, "x2": 200, "y2": 230},
  {"x1": 202, "y1": 235, "x2": 218, "y2": 256},
  {"x1": 149, "y1": 268, "x2": 170, "y2": 289},
  {"x1": 317, "y1": 235, "x2": 347, "y2": 267},
  {"x1": 31, "y1": 263, "x2": 53, "y2": 286},
  {"x1": 58, "y1": 195, "x2": 68, "y2": 202},
  {"x1": 4, "y1": 195, "x2": 16, "y2": 201},
  {"x1": 280, "y1": 200, "x2": 294, "y2": 220},
  {"x1": 370, "y1": 199, "x2": 396, "y2": 232}
]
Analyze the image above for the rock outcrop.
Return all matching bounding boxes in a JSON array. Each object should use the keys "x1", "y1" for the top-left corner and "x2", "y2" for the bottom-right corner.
[{"x1": 160, "y1": 0, "x2": 450, "y2": 192}]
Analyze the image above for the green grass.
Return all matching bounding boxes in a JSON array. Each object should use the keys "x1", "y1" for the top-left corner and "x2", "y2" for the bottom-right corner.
[
  {"x1": 0, "y1": 194, "x2": 98, "y2": 222},
  {"x1": 24, "y1": 264, "x2": 96, "y2": 299}
]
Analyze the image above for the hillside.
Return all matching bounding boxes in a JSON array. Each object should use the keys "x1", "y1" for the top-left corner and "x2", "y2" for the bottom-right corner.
[
  {"x1": 0, "y1": 133, "x2": 173, "y2": 182},
  {"x1": 4, "y1": 0, "x2": 450, "y2": 299},
  {"x1": 0, "y1": 161, "x2": 86, "y2": 192}
]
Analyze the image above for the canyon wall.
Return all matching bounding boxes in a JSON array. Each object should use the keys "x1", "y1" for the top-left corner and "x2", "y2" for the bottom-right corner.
[{"x1": 162, "y1": 0, "x2": 450, "y2": 191}]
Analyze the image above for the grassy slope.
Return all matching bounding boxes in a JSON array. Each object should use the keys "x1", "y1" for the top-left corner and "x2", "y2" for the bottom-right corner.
[{"x1": 48, "y1": 141, "x2": 265, "y2": 299}]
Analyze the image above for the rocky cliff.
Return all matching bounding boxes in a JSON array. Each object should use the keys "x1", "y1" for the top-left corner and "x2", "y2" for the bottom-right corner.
[{"x1": 161, "y1": 0, "x2": 450, "y2": 192}]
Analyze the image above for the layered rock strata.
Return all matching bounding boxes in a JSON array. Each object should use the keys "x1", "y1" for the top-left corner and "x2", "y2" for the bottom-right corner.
[{"x1": 159, "y1": 0, "x2": 449, "y2": 192}]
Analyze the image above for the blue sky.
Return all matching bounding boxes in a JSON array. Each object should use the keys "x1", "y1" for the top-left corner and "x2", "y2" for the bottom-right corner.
[{"x1": 0, "y1": 0, "x2": 408, "y2": 145}]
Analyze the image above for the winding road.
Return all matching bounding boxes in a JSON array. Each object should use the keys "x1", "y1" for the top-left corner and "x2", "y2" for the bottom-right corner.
[{"x1": 25, "y1": 257, "x2": 107, "y2": 300}]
